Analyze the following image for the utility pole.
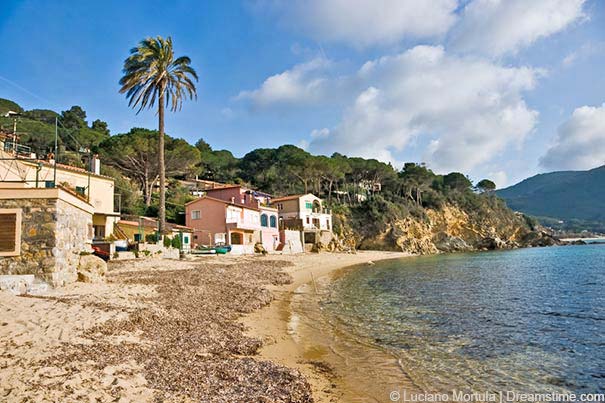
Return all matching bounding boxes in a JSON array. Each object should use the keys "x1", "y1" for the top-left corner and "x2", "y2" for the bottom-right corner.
[{"x1": 53, "y1": 117, "x2": 58, "y2": 187}]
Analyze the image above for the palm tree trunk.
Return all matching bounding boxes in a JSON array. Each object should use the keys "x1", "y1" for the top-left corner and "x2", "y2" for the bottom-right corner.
[{"x1": 158, "y1": 89, "x2": 166, "y2": 238}]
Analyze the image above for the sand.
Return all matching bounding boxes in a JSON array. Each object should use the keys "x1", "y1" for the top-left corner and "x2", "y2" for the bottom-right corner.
[
  {"x1": 242, "y1": 251, "x2": 411, "y2": 402},
  {"x1": 0, "y1": 251, "x2": 408, "y2": 402}
]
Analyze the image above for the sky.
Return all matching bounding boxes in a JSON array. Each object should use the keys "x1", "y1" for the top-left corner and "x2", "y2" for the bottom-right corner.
[{"x1": 1, "y1": 0, "x2": 604, "y2": 188}]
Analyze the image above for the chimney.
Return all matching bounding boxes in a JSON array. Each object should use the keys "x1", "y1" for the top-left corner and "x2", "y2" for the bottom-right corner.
[{"x1": 91, "y1": 154, "x2": 101, "y2": 175}]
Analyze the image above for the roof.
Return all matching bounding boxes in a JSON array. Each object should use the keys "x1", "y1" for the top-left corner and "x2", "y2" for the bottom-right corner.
[
  {"x1": 204, "y1": 184, "x2": 244, "y2": 191},
  {"x1": 117, "y1": 217, "x2": 193, "y2": 232},
  {"x1": 20, "y1": 158, "x2": 115, "y2": 181},
  {"x1": 270, "y1": 194, "x2": 320, "y2": 203},
  {"x1": 185, "y1": 195, "x2": 260, "y2": 211}
]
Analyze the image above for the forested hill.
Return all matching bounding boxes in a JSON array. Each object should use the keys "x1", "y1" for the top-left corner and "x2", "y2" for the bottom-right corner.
[
  {"x1": 2, "y1": 97, "x2": 554, "y2": 252},
  {"x1": 497, "y1": 166, "x2": 605, "y2": 232}
]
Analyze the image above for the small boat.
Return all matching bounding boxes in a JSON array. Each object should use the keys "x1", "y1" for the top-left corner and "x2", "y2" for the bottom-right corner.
[
  {"x1": 192, "y1": 245, "x2": 217, "y2": 255},
  {"x1": 215, "y1": 245, "x2": 231, "y2": 254}
]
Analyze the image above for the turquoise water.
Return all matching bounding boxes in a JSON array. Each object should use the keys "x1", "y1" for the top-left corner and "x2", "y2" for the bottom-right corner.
[{"x1": 321, "y1": 245, "x2": 605, "y2": 396}]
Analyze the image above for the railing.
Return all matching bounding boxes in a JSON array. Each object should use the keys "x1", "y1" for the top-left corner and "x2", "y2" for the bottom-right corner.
[{"x1": 3, "y1": 141, "x2": 32, "y2": 157}]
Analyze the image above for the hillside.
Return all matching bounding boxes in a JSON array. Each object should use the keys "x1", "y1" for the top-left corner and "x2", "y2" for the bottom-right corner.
[
  {"x1": 497, "y1": 166, "x2": 605, "y2": 232},
  {"x1": 1, "y1": 97, "x2": 555, "y2": 252}
]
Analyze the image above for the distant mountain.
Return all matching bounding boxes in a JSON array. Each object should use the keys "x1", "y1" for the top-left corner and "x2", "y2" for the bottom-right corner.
[{"x1": 497, "y1": 166, "x2": 605, "y2": 231}]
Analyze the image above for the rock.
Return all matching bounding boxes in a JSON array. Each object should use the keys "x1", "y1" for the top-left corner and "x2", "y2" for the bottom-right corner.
[
  {"x1": 77, "y1": 254, "x2": 108, "y2": 283},
  {"x1": 570, "y1": 239, "x2": 587, "y2": 245},
  {"x1": 520, "y1": 231, "x2": 561, "y2": 247},
  {"x1": 254, "y1": 243, "x2": 268, "y2": 255},
  {"x1": 432, "y1": 232, "x2": 472, "y2": 252},
  {"x1": 475, "y1": 236, "x2": 508, "y2": 250},
  {"x1": 311, "y1": 242, "x2": 325, "y2": 253}
]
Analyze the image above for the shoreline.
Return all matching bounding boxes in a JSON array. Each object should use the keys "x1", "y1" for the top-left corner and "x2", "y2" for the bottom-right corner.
[{"x1": 242, "y1": 251, "x2": 411, "y2": 402}]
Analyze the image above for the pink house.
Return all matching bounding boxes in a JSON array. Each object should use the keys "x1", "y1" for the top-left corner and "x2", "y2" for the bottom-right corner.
[{"x1": 185, "y1": 187, "x2": 280, "y2": 254}]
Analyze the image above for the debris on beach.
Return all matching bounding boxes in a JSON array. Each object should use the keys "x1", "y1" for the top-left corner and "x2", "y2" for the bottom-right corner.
[{"x1": 39, "y1": 258, "x2": 314, "y2": 402}]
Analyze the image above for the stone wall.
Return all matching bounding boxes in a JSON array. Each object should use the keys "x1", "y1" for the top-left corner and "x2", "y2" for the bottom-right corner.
[
  {"x1": 0, "y1": 196, "x2": 93, "y2": 286},
  {"x1": 54, "y1": 199, "x2": 94, "y2": 285}
]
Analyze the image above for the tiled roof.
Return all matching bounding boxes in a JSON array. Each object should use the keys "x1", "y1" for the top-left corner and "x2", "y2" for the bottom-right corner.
[
  {"x1": 185, "y1": 195, "x2": 260, "y2": 211},
  {"x1": 118, "y1": 217, "x2": 193, "y2": 232},
  {"x1": 270, "y1": 194, "x2": 306, "y2": 202}
]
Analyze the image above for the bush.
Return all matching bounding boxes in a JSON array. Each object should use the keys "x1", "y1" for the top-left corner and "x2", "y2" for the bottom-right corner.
[
  {"x1": 171, "y1": 235, "x2": 182, "y2": 250},
  {"x1": 163, "y1": 236, "x2": 172, "y2": 248},
  {"x1": 145, "y1": 233, "x2": 159, "y2": 243}
]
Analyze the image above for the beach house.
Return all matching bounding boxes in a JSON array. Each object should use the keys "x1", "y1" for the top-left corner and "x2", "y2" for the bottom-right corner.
[
  {"x1": 0, "y1": 149, "x2": 120, "y2": 240},
  {"x1": 270, "y1": 193, "x2": 332, "y2": 232},
  {"x1": 185, "y1": 185, "x2": 280, "y2": 253}
]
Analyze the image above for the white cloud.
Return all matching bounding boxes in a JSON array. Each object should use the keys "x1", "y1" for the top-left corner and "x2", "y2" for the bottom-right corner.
[
  {"x1": 259, "y1": 0, "x2": 458, "y2": 48},
  {"x1": 308, "y1": 46, "x2": 540, "y2": 172},
  {"x1": 451, "y1": 0, "x2": 586, "y2": 57},
  {"x1": 540, "y1": 104, "x2": 605, "y2": 171},
  {"x1": 235, "y1": 58, "x2": 331, "y2": 106}
]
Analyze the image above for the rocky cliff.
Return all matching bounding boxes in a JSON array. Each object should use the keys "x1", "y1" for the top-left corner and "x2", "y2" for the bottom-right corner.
[{"x1": 331, "y1": 197, "x2": 560, "y2": 255}]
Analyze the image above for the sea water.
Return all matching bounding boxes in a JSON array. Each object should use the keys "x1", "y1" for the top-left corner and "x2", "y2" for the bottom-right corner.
[{"x1": 293, "y1": 245, "x2": 605, "y2": 402}]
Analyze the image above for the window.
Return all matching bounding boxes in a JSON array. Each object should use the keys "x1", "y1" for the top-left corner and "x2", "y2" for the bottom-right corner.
[
  {"x1": 270, "y1": 215, "x2": 277, "y2": 228},
  {"x1": 226, "y1": 208, "x2": 240, "y2": 223},
  {"x1": 260, "y1": 214, "x2": 268, "y2": 227},
  {"x1": 306, "y1": 216, "x2": 310, "y2": 224},
  {"x1": 93, "y1": 225, "x2": 106, "y2": 240},
  {"x1": 305, "y1": 201, "x2": 313, "y2": 209},
  {"x1": 184, "y1": 236, "x2": 189, "y2": 244},
  {"x1": 230, "y1": 232, "x2": 243, "y2": 245},
  {"x1": 0, "y1": 209, "x2": 21, "y2": 256},
  {"x1": 277, "y1": 203, "x2": 283, "y2": 210},
  {"x1": 134, "y1": 233, "x2": 142, "y2": 242},
  {"x1": 75, "y1": 186, "x2": 86, "y2": 196},
  {"x1": 45, "y1": 181, "x2": 55, "y2": 188},
  {"x1": 191, "y1": 210, "x2": 201, "y2": 220}
]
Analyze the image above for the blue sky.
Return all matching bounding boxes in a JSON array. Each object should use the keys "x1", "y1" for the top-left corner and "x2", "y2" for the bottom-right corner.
[{"x1": 1, "y1": 0, "x2": 604, "y2": 187}]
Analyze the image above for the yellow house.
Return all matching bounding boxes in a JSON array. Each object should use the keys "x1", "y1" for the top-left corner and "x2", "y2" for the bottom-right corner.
[{"x1": 0, "y1": 149, "x2": 119, "y2": 240}]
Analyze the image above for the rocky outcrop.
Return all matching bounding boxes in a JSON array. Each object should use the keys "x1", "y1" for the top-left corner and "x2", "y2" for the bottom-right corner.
[
  {"x1": 77, "y1": 255, "x2": 107, "y2": 283},
  {"x1": 520, "y1": 231, "x2": 562, "y2": 247},
  {"x1": 432, "y1": 232, "x2": 472, "y2": 252},
  {"x1": 345, "y1": 202, "x2": 559, "y2": 254}
]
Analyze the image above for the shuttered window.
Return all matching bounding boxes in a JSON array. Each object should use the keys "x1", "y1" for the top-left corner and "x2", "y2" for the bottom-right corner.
[{"x1": 0, "y1": 209, "x2": 21, "y2": 256}]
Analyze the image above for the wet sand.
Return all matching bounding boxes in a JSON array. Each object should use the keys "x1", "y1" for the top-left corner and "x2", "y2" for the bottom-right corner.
[{"x1": 242, "y1": 251, "x2": 412, "y2": 402}]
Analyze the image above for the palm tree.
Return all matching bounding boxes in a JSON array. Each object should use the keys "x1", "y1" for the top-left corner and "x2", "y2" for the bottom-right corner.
[{"x1": 119, "y1": 36, "x2": 197, "y2": 236}]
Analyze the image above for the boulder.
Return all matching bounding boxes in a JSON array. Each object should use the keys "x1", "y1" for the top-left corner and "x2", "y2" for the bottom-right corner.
[
  {"x1": 77, "y1": 254, "x2": 108, "y2": 283},
  {"x1": 254, "y1": 243, "x2": 268, "y2": 255},
  {"x1": 476, "y1": 236, "x2": 508, "y2": 250},
  {"x1": 432, "y1": 232, "x2": 471, "y2": 252},
  {"x1": 520, "y1": 231, "x2": 561, "y2": 247}
]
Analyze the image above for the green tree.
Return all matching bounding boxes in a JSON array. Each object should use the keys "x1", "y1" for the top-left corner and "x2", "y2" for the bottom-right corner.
[
  {"x1": 119, "y1": 36, "x2": 198, "y2": 235},
  {"x1": 476, "y1": 179, "x2": 496, "y2": 193},
  {"x1": 91, "y1": 119, "x2": 110, "y2": 136},
  {"x1": 443, "y1": 172, "x2": 472, "y2": 191},
  {"x1": 99, "y1": 128, "x2": 200, "y2": 206},
  {"x1": 60, "y1": 106, "x2": 87, "y2": 129}
]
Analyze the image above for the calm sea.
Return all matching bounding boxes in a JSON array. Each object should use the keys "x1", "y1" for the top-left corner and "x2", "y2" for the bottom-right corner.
[{"x1": 293, "y1": 245, "x2": 605, "y2": 402}]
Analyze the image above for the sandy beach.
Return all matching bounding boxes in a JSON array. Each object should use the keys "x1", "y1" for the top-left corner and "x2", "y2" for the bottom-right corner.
[
  {"x1": 242, "y1": 251, "x2": 411, "y2": 402},
  {"x1": 0, "y1": 251, "x2": 407, "y2": 402}
]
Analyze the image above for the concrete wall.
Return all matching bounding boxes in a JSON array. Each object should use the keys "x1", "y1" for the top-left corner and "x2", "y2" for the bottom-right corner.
[
  {"x1": 0, "y1": 188, "x2": 94, "y2": 286},
  {"x1": 279, "y1": 230, "x2": 304, "y2": 254}
]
